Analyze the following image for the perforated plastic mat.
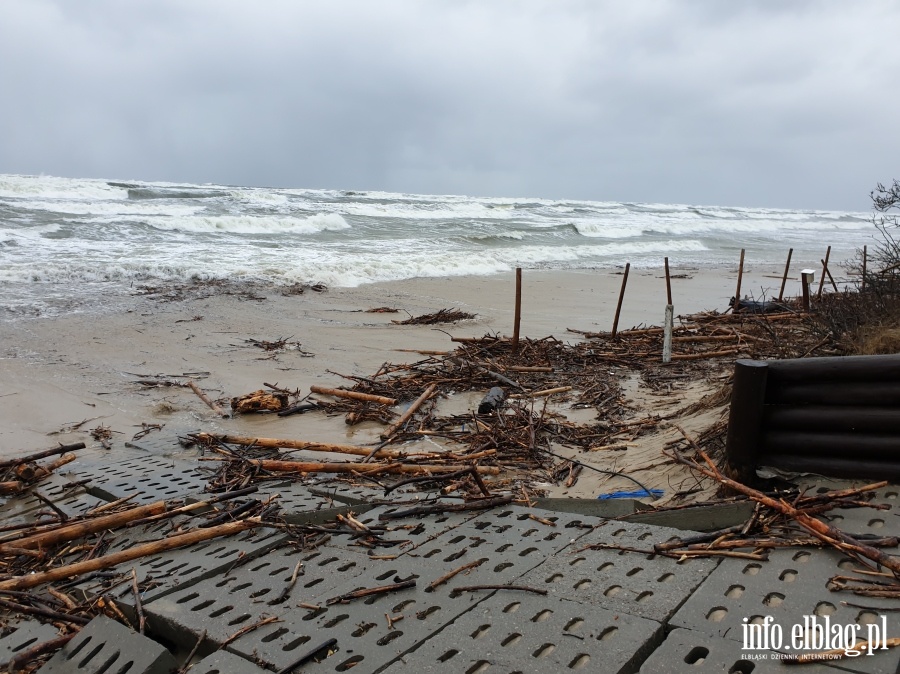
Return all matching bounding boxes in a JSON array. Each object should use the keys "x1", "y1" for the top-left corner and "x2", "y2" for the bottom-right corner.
[
  {"x1": 517, "y1": 519, "x2": 719, "y2": 622},
  {"x1": 0, "y1": 472, "x2": 106, "y2": 526},
  {"x1": 670, "y1": 548, "x2": 900, "y2": 674},
  {"x1": 72, "y1": 453, "x2": 211, "y2": 504},
  {"x1": 0, "y1": 619, "x2": 61, "y2": 668},
  {"x1": 37, "y1": 615, "x2": 176, "y2": 674},
  {"x1": 183, "y1": 650, "x2": 269, "y2": 674},
  {"x1": 638, "y1": 627, "x2": 843, "y2": 674},
  {"x1": 389, "y1": 594, "x2": 663, "y2": 674},
  {"x1": 70, "y1": 521, "x2": 289, "y2": 608}
]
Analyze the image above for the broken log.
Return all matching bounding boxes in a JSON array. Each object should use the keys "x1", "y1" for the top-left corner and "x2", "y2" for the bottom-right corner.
[
  {"x1": 310, "y1": 385, "x2": 397, "y2": 406},
  {"x1": 381, "y1": 383, "x2": 437, "y2": 439},
  {"x1": 0, "y1": 519, "x2": 259, "y2": 592},
  {"x1": 14, "y1": 453, "x2": 77, "y2": 482}
]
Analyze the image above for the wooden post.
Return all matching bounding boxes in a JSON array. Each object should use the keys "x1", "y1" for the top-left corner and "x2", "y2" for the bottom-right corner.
[
  {"x1": 662, "y1": 304, "x2": 674, "y2": 364},
  {"x1": 512, "y1": 267, "x2": 522, "y2": 354},
  {"x1": 777, "y1": 248, "x2": 793, "y2": 301},
  {"x1": 664, "y1": 257, "x2": 673, "y2": 306},
  {"x1": 733, "y1": 248, "x2": 745, "y2": 308},
  {"x1": 817, "y1": 246, "x2": 831, "y2": 298},
  {"x1": 801, "y1": 271, "x2": 812, "y2": 311},
  {"x1": 611, "y1": 263, "x2": 630, "y2": 337},
  {"x1": 862, "y1": 245, "x2": 867, "y2": 290}
]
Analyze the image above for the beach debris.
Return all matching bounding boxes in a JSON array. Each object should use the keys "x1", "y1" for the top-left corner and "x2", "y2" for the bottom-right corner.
[
  {"x1": 131, "y1": 422, "x2": 164, "y2": 440},
  {"x1": 367, "y1": 306, "x2": 400, "y2": 313},
  {"x1": 230, "y1": 389, "x2": 288, "y2": 414},
  {"x1": 477, "y1": 386, "x2": 507, "y2": 414},
  {"x1": 187, "y1": 380, "x2": 228, "y2": 417},
  {"x1": 310, "y1": 385, "x2": 397, "y2": 406},
  {"x1": 391, "y1": 308, "x2": 475, "y2": 325},
  {"x1": 89, "y1": 425, "x2": 115, "y2": 449}
]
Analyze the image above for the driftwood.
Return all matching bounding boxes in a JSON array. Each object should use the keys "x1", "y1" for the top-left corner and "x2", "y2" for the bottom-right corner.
[
  {"x1": 310, "y1": 385, "x2": 397, "y2": 406},
  {"x1": 14, "y1": 453, "x2": 77, "y2": 482},
  {"x1": 8, "y1": 634, "x2": 76, "y2": 673},
  {"x1": 188, "y1": 380, "x2": 227, "y2": 417},
  {"x1": 381, "y1": 383, "x2": 437, "y2": 439},
  {"x1": 0, "y1": 442, "x2": 85, "y2": 470},
  {"x1": 196, "y1": 433, "x2": 412, "y2": 460},
  {"x1": 211, "y1": 458, "x2": 500, "y2": 476},
  {"x1": 2, "y1": 501, "x2": 168, "y2": 551},
  {"x1": 0, "y1": 518, "x2": 259, "y2": 591}
]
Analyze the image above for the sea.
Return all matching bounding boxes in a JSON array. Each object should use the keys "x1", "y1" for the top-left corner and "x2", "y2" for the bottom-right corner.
[{"x1": 0, "y1": 174, "x2": 874, "y2": 320}]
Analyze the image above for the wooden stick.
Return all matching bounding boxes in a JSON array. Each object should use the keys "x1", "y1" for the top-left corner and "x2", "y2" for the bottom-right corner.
[
  {"x1": 16, "y1": 453, "x2": 77, "y2": 482},
  {"x1": 221, "y1": 458, "x2": 500, "y2": 476},
  {"x1": 310, "y1": 386, "x2": 396, "y2": 406},
  {"x1": 0, "y1": 442, "x2": 85, "y2": 470},
  {"x1": 778, "y1": 248, "x2": 793, "y2": 301},
  {"x1": 8, "y1": 634, "x2": 76, "y2": 673},
  {"x1": 734, "y1": 248, "x2": 745, "y2": 306},
  {"x1": 2, "y1": 500, "x2": 168, "y2": 552},
  {"x1": 196, "y1": 433, "x2": 410, "y2": 460},
  {"x1": 611, "y1": 263, "x2": 630, "y2": 337},
  {"x1": 450, "y1": 584, "x2": 547, "y2": 596},
  {"x1": 187, "y1": 380, "x2": 227, "y2": 417},
  {"x1": 862, "y1": 244, "x2": 868, "y2": 290},
  {"x1": 506, "y1": 366, "x2": 553, "y2": 373},
  {"x1": 512, "y1": 267, "x2": 522, "y2": 354},
  {"x1": 664, "y1": 257, "x2": 673, "y2": 305},
  {"x1": 818, "y1": 245, "x2": 831, "y2": 298},
  {"x1": 126, "y1": 485, "x2": 259, "y2": 527},
  {"x1": 521, "y1": 386, "x2": 572, "y2": 398},
  {"x1": 131, "y1": 568, "x2": 145, "y2": 634},
  {"x1": 669, "y1": 348, "x2": 739, "y2": 361},
  {"x1": 0, "y1": 481, "x2": 23, "y2": 495},
  {"x1": 428, "y1": 560, "x2": 485, "y2": 590},
  {"x1": 380, "y1": 383, "x2": 437, "y2": 439},
  {"x1": 0, "y1": 519, "x2": 259, "y2": 592},
  {"x1": 327, "y1": 579, "x2": 416, "y2": 605}
]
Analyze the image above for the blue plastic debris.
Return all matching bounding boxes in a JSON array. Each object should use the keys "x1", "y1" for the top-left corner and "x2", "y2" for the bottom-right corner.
[{"x1": 597, "y1": 489, "x2": 664, "y2": 500}]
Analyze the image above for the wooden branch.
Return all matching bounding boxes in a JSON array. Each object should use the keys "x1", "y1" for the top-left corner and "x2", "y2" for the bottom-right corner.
[
  {"x1": 0, "y1": 519, "x2": 258, "y2": 591},
  {"x1": 327, "y1": 579, "x2": 416, "y2": 605},
  {"x1": 8, "y1": 634, "x2": 76, "y2": 674},
  {"x1": 187, "y1": 380, "x2": 227, "y2": 417},
  {"x1": 310, "y1": 385, "x2": 397, "y2": 406},
  {"x1": 0, "y1": 442, "x2": 85, "y2": 470},
  {"x1": 212, "y1": 458, "x2": 500, "y2": 476},
  {"x1": 450, "y1": 584, "x2": 547, "y2": 596},
  {"x1": 2, "y1": 501, "x2": 168, "y2": 552},
  {"x1": 195, "y1": 433, "x2": 410, "y2": 460},
  {"x1": 381, "y1": 383, "x2": 437, "y2": 439},
  {"x1": 428, "y1": 560, "x2": 484, "y2": 590},
  {"x1": 670, "y1": 348, "x2": 739, "y2": 361}
]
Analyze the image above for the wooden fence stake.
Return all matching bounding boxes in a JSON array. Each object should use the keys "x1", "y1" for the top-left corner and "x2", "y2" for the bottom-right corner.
[
  {"x1": 862, "y1": 245, "x2": 867, "y2": 290},
  {"x1": 777, "y1": 248, "x2": 793, "y2": 301},
  {"x1": 817, "y1": 245, "x2": 831, "y2": 298},
  {"x1": 663, "y1": 304, "x2": 674, "y2": 364},
  {"x1": 733, "y1": 248, "x2": 745, "y2": 307},
  {"x1": 512, "y1": 267, "x2": 522, "y2": 353},
  {"x1": 664, "y1": 257, "x2": 673, "y2": 306},
  {"x1": 611, "y1": 263, "x2": 630, "y2": 337}
]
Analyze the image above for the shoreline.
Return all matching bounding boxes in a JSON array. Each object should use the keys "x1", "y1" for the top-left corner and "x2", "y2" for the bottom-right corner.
[{"x1": 0, "y1": 263, "x2": 833, "y2": 501}]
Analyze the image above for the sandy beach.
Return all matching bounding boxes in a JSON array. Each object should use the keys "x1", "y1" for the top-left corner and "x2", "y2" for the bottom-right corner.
[{"x1": 0, "y1": 260, "x2": 809, "y2": 502}]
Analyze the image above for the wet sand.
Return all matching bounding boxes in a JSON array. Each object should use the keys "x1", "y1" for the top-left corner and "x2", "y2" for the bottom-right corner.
[{"x1": 0, "y1": 262, "x2": 800, "y2": 500}]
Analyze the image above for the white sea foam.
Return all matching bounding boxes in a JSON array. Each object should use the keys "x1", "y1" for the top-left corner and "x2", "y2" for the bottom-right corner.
[
  {"x1": 0, "y1": 175, "x2": 126, "y2": 201},
  {"x1": 144, "y1": 212, "x2": 351, "y2": 234}
]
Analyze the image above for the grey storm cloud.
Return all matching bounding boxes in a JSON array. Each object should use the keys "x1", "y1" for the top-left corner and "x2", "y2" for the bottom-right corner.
[{"x1": 1, "y1": 0, "x2": 899, "y2": 210}]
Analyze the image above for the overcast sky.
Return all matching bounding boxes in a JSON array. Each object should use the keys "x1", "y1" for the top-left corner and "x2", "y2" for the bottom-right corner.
[{"x1": 1, "y1": 1, "x2": 898, "y2": 211}]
